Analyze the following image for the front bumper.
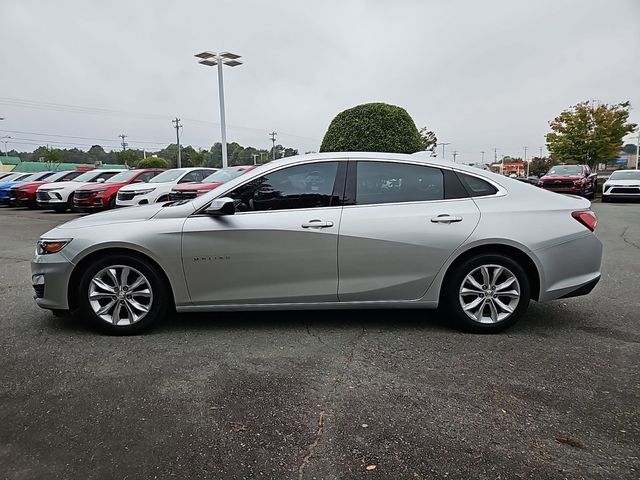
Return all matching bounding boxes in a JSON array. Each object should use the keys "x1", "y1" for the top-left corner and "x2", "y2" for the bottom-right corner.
[{"x1": 31, "y1": 252, "x2": 75, "y2": 311}]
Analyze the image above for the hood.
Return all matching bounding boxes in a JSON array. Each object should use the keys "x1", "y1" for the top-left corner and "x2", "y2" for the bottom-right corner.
[
  {"x1": 13, "y1": 181, "x2": 46, "y2": 190},
  {"x1": 55, "y1": 203, "x2": 166, "y2": 230},
  {"x1": 39, "y1": 180, "x2": 84, "y2": 191},
  {"x1": 0, "y1": 180, "x2": 23, "y2": 189},
  {"x1": 119, "y1": 183, "x2": 160, "y2": 192},
  {"x1": 541, "y1": 174, "x2": 582, "y2": 181},
  {"x1": 173, "y1": 181, "x2": 222, "y2": 192},
  {"x1": 77, "y1": 182, "x2": 125, "y2": 192},
  {"x1": 604, "y1": 179, "x2": 640, "y2": 186}
]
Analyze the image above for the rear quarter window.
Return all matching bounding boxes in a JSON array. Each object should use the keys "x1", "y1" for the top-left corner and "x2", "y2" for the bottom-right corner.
[{"x1": 456, "y1": 173, "x2": 498, "y2": 197}]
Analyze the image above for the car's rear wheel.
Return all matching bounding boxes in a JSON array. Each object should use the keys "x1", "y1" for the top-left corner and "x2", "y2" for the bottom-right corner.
[
  {"x1": 444, "y1": 254, "x2": 530, "y2": 333},
  {"x1": 77, "y1": 254, "x2": 169, "y2": 335}
]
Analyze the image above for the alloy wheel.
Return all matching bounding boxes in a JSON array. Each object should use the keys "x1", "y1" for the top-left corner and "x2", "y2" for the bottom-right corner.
[
  {"x1": 88, "y1": 265, "x2": 153, "y2": 325},
  {"x1": 458, "y1": 264, "x2": 521, "y2": 324}
]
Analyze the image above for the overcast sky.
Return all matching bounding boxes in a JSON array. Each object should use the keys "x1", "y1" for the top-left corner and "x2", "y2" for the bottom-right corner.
[{"x1": 1, "y1": 0, "x2": 639, "y2": 162}]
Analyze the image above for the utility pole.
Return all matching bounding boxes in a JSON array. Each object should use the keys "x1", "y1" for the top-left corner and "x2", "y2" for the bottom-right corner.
[
  {"x1": 539, "y1": 146, "x2": 543, "y2": 159},
  {"x1": 524, "y1": 146, "x2": 528, "y2": 177},
  {"x1": 452, "y1": 151, "x2": 458, "y2": 163},
  {"x1": 481, "y1": 151, "x2": 485, "y2": 163},
  {"x1": 437, "y1": 142, "x2": 450, "y2": 160},
  {"x1": 172, "y1": 118, "x2": 182, "y2": 168},
  {"x1": 636, "y1": 132, "x2": 640, "y2": 170},
  {"x1": 269, "y1": 131, "x2": 277, "y2": 161},
  {"x1": 119, "y1": 134, "x2": 128, "y2": 151}
]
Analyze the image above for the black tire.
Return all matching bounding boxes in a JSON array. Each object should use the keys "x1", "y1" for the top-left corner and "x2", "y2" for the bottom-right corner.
[
  {"x1": 443, "y1": 254, "x2": 531, "y2": 333},
  {"x1": 77, "y1": 254, "x2": 170, "y2": 335},
  {"x1": 108, "y1": 195, "x2": 116, "y2": 210}
]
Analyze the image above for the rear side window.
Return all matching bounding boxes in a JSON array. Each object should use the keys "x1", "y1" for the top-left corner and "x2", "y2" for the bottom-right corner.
[
  {"x1": 456, "y1": 173, "x2": 498, "y2": 197},
  {"x1": 137, "y1": 171, "x2": 158, "y2": 182},
  {"x1": 355, "y1": 161, "x2": 443, "y2": 205}
]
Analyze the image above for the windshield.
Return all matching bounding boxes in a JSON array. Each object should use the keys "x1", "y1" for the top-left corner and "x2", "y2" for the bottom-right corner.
[
  {"x1": 609, "y1": 170, "x2": 640, "y2": 181},
  {"x1": 1, "y1": 173, "x2": 22, "y2": 182},
  {"x1": 106, "y1": 170, "x2": 139, "y2": 183},
  {"x1": 149, "y1": 169, "x2": 187, "y2": 183},
  {"x1": 547, "y1": 165, "x2": 583, "y2": 176},
  {"x1": 43, "y1": 171, "x2": 69, "y2": 182},
  {"x1": 15, "y1": 173, "x2": 39, "y2": 182},
  {"x1": 72, "y1": 170, "x2": 102, "y2": 182},
  {"x1": 203, "y1": 168, "x2": 247, "y2": 184}
]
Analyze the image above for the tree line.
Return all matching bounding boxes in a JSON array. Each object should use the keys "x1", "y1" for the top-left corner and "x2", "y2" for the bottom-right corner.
[{"x1": 7, "y1": 142, "x2": 300, "y2": 168}]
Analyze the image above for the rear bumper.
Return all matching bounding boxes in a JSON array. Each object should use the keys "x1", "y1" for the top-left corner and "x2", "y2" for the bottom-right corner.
[{"x1": 535, "y1": 233, "x2": 603, "y2": 302}]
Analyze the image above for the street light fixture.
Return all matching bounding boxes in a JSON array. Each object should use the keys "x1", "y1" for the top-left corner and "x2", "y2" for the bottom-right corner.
[
  {"x1": 1, "y1": 135, "x2": 11, "y2": 157},
  {"x1": 195, "y1": 51, "x2": 243, "y2": 168}
]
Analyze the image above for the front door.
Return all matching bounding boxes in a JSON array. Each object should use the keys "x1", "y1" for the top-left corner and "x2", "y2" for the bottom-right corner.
[
  {"x1": 338, "y1": 160, "x2": 481, "y2": 301},
  {"x1": 182, "y1": 161, "x2": 344, "y2": 305}
]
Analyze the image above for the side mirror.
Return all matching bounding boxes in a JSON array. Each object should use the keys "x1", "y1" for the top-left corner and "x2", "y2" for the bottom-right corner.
[
  {"x1": 96, "y1": 178, "x2": 106, "y2": 183},
  {"x1": 205, "y1": 197, "x2": 235, "y2": 216}
]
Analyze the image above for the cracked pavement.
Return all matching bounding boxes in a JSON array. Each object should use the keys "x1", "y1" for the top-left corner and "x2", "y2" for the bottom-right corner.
[{"x1": 0, "y1": 202, "x2": 638, "y2": 480}]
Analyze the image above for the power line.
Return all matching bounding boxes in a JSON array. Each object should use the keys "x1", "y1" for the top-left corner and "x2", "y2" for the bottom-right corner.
[
  {"x1": 0, "y1": 128, "x2": 168, "y2": 145},
  {"x1": 0, "y1": 96, "x2": 321, "y2": 142}
]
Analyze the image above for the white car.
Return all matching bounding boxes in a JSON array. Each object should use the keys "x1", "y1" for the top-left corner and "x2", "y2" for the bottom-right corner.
[
  {"x1": 116, "y1": 167, "x2": 217, "y2": 206},
  {"x1": 36, "y1": 169, "x2": 126, "y2": 212},
  {"x1": 602, "y1": 169, "x2": 640, "y2": 202}
]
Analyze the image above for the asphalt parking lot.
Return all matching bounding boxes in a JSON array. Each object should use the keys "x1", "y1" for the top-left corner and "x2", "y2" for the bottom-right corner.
[{"x1": 0, "y1": 202, "x2": 638, "y2": 480}]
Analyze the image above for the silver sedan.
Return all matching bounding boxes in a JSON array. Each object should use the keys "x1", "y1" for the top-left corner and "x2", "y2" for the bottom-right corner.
[{"x1": 31, "y1": 153, "x2": 603, "y2": 334}]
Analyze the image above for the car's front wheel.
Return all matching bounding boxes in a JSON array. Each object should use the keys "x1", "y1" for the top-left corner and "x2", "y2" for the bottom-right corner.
[
  {"x1": 443, "y1": 254, "x2": 530, "y2": 333},
  {"x1": 77, "y1": 254, "x2": 169, "y2": 335}
]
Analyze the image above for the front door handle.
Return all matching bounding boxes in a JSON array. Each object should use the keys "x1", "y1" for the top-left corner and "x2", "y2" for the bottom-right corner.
[
  {"x1": 302, "y1": 219, "x2": 334, "y2": 229},
  {"x1": 430, "y1": 214, "x2": 463, "y2": 224}
]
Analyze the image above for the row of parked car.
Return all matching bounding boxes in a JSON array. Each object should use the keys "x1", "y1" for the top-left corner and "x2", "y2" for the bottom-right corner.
[{"x1": 0, "y1": 165, "x2": 257, "y2": 213}]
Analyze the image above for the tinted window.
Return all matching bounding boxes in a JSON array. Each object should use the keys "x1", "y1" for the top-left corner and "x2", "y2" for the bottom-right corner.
[
  {"x1": 228, "y1": 162, "x2": 339, "y2": 212},
  {"x1": 93, "y1": 172, "x2": 119, "y2": 182},
  {"x1": 457, "y1": 173, "x2": 498, "y2": 197},
  {"x1": 179, "y1": 171, "x2": 202, "y2": 183},
  {"x1": 136, "y1": 171, "x2": 159, "y2": 182},
  {"x1": 61, "y1": 171, "x2": 82, "y2": 181},
  {"x1": 355, "y1": 162, "x2": 443, "y2": 205}
]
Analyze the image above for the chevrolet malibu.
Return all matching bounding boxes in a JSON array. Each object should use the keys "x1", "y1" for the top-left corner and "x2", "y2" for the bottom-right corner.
[{"x1": 32, "y1": 153, "x2": 603, "y2": 335}]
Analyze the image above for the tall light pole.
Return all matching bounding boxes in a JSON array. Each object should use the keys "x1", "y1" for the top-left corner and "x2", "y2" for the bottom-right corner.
[
  {"x1": 635, "y1": 132, "x2": 640, "y2": 170},
  {"x1": 1, "y1": 135, "x2": 11, "y2": 156},
  {"x1": 524, "y1": 146, "x2": 528, "y2": 177},
  {"x1": 195, "y1": 51, "x2": 243, "y2": 168},
  {"x1": 480, "y1": 151, "x2": 485, "y2": 163}
]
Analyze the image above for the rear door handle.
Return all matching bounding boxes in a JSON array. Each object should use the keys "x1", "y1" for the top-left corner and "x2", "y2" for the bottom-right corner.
[
  {"x1": 430, "y1": 214, "x2": 463, "y2": 224},
  {"x1": 302, "y1": 219, "x2": 334, "y2": 229}
]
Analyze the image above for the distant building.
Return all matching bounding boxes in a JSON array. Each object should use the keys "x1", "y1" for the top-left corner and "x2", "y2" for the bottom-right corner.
[
  {"x1": 490, "y1": 160, "x2": 527, "y2": 176},
  {"x1": 0, "y1": 156, "x2": 22, "y2": 172}
]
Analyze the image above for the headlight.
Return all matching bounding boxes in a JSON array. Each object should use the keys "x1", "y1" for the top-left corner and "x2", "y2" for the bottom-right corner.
[
  {"x1": 36, "y1": 239, "x2": 72, "y2": 255},
  {"x1": 196, "y1": 189, "x2": 211, "y2": 194},
  {"x1": 44, "y1": 187, "x2": 65, "y2": 191},
  {"x1": 91, "y1": 189, "x2": 108, "y2": 194},
  {"x1": 133, "y1": 188, "x2": 156, "y2": 194}
]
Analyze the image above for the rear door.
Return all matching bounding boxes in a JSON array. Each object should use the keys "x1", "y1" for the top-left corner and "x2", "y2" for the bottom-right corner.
[{"x1": 337, "y1": 160, "x2": 481, "y2": 301}]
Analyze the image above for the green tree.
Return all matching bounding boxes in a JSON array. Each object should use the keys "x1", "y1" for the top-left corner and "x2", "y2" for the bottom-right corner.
[
  {"x1": 137, "y1": 157, "x2": 169, "y2": 168},
  {"x1": 42, "y1": 148, "x2": 65, "y2": 169},
  {"x1": 546, "y1": 101, "x2": 637, "y2": 167},
  {"x1": 320, "y1": 103, "x2": 424, "y2": 154},
  {"x1": 419, "y1": 127, "x2": 438, "y2": 152},
  {"x1": 528, "y1": 157, "x2": 552, "y2": 177},
  {"x1": 115, "y1": 150, "x2": 139, "y2": 167}
]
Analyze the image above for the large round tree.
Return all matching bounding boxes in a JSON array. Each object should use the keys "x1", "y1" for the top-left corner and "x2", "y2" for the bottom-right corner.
[{"x1": 320, "y1": 103, "x2": 425, "y2": 153}]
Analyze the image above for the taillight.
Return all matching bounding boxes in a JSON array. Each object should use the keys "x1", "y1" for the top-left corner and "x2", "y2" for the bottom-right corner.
[{"x1": 572, "y1": 210, "x2": 597, "y2": 232}]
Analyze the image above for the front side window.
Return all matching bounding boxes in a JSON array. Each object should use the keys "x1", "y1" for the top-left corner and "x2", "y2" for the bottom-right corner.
[
  {"x1": 93, "y1": 172, "x2": 119, "y2": 182},
  {"x1": 228, "y1": 162, "x2": 339, "y2": 212},
  {"x1": 355, "y1": 161, "x2": 444, "y2": 205}
]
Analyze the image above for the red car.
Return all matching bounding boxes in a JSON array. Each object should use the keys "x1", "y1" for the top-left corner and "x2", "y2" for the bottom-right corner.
[
  {"x1": 538, "y1": 164, "x2": 598, "y2": 199},
  {"x1": 11, "y1": 170, "x2": 84, "y2": 208},
  {"x1": 169, "y1": 165, "x2": 257, "y2": 200},
  {"x1": 73, "y1": 168, "x2": 165, "y2": 211}
]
